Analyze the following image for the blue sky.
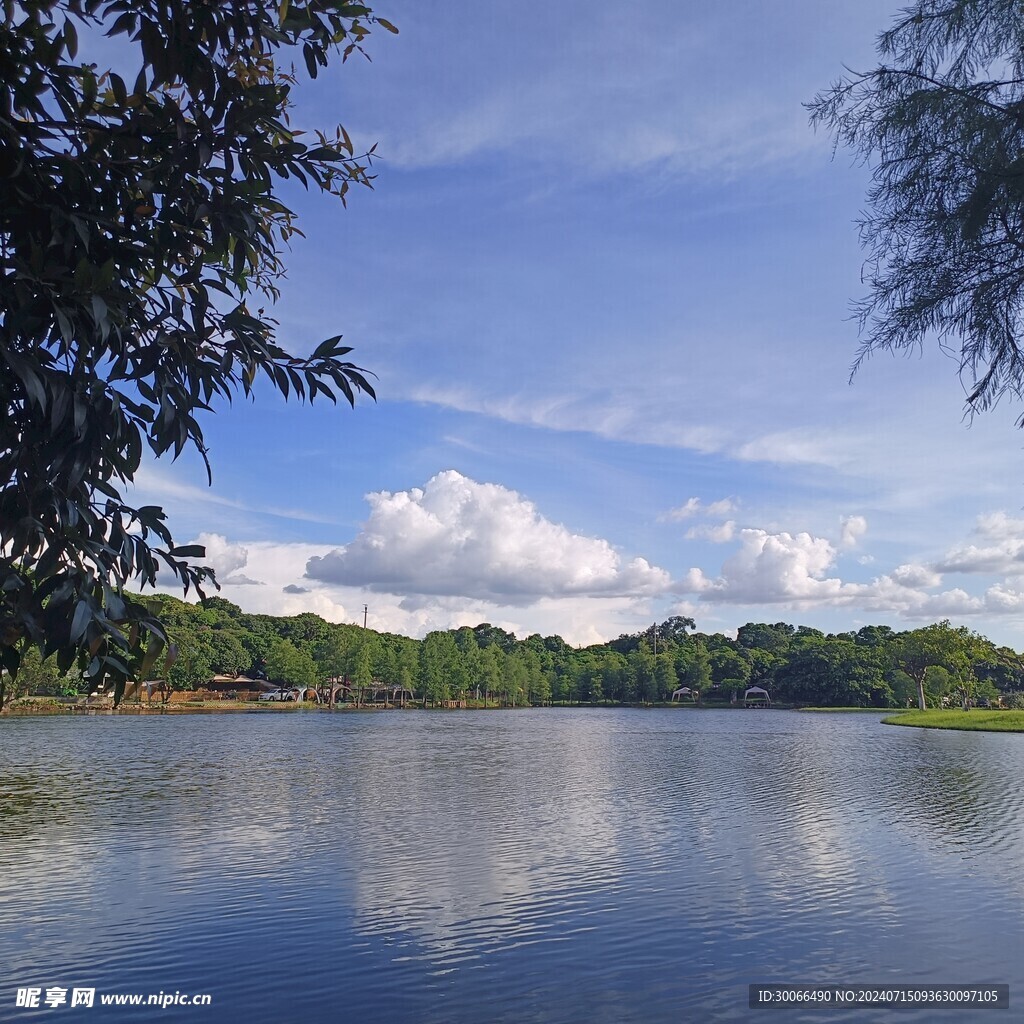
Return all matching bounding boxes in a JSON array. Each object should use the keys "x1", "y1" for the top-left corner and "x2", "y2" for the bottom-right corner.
[{"x1": 133, "y1": 0, "x2": 1024, "y2": 647}]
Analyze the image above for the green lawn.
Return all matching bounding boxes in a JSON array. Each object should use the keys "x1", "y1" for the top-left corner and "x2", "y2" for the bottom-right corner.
[{"x1": 882, "y1": 709, "x2": 1024, "y2": 732}]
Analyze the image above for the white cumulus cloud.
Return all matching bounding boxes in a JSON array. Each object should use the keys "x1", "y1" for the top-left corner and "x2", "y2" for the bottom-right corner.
[
  {"x1": 936, "y1": 511, "x2": 1024, "y2": 575},
  {"x1": 679, "y1": 513, "x2": 1024, "y2": 627},
  {"x1": 683, "y1": 527, "x2": 847, "y2": 605},
  {"x1": 889, "y1": 563, "x2": 942, "y2": 590},
  {"x1": 194, "y1": 532, "x2": 250, "y2": 579},
  {"x1": 304, "y1": 470, "x2": 671, "y2": 604},
  {"x1": 839, "y1": 515, "x2": 867, "y2": 548},
  {"x1": 982, "y1": 585, "x2": 1024, "y2": 611},
  {"x1": 686, "y1": 520, "x2": 736, "y2": 543}
]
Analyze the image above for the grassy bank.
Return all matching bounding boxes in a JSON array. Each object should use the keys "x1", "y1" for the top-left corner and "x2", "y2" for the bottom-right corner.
[{"x1": 882, "y1": 709, "x2": 1024, "y2": 733}]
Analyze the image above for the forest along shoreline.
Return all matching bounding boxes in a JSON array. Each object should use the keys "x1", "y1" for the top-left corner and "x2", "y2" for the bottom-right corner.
[{"x1": 4, "y1": 601, "x2": 1024, "y2": 729}]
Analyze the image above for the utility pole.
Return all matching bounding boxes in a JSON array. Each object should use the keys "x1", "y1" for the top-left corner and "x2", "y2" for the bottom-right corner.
[{"x1": 363, "y1": 604, "x2": 368, "y2": 629}]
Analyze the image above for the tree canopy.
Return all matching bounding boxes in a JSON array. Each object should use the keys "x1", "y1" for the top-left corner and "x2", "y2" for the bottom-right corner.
[
  {"x1": 9, "y1": 604, "x2": 1016, "y2": 713},
  {"x1": 1, "y1": 0, "x2": 391, "y2": 700},
  {"x1": 810, "y1": 0, "x2": 1024, "y2": 420}
]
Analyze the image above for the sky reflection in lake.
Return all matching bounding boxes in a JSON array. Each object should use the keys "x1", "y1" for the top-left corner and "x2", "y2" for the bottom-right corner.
[{"x1": 1, "y1": 710, "x2": 1021, "y2": 1022}]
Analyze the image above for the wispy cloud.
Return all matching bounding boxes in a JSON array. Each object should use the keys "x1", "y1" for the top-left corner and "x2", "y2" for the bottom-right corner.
[
  {"x1": 132, "y1": 465, "x2": 342, "y2": 526},
  {"x1": 407, "y1": 385, "x2": 732, "y2": 455},
  {"x1": 735, "y1": 431, "x2": 848, "y2": 469},
  {"x1": 360, "y1": 2, "x2": 838, "y2": 181},
  {"x1": 662, "y1": 497, "x2": 737, "y2": 522},
  {"x1": 221, "y1": 575, "x2": 265, "y2": 587}
]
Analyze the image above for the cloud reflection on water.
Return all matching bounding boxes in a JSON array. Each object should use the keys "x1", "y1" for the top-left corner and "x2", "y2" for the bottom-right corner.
[{"x1": 2, "y1": 711, "x2": 1023, "y2": 1022}]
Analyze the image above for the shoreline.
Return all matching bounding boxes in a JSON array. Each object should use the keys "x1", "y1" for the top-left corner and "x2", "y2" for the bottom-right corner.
[
  {"x1": 6, "y1": 701, "x2": 1023, "y2": 732},
  {"x1": 8, "y1": 698, "x2": 755, "y2": 716}
]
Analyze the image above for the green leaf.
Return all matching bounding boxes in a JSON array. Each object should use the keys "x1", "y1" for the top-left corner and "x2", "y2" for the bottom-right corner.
[
  {"x1": 16, "y1": 364, "x2": 47, "y2": 410},
  {"x1": 64, "y1": 18, "x2": 79, "y2": 59},
  {"x1": 139, "y1": 636, "x2": 165, "y2": 680},
  {"x1": 110, "y1": 12, "x2": 137, "y2": 37},
  {"x1": 313, "y1": 334, "x2": 345, "y2": 357},
  {"x1": 0, "y1": 0, "x2": 389, "y2": 687},
  {"x1": 109, "y1": 73, "x2": 127, "y2": 106},
  {"x1": 55, "y1": 308, "x2": 74, "y2": 342},
  {"x1": 70, "y1": 600, "x2": 92, "y2": 643},
  {"x1": 169, "y1": 544, "x2": 206, "y2": 558}
]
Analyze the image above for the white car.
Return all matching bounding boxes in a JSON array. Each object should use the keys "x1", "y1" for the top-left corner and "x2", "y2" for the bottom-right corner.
[{"x1": 259, "y1": 688, "x2": 296, "y2": 702}]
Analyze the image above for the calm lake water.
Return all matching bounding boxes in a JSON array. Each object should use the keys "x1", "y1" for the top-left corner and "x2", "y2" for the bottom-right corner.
[{"x1": 1, "y1": 709, "x2": 1022, "y2": 1022}]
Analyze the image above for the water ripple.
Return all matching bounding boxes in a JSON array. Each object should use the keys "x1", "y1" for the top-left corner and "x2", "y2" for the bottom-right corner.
[{"x1": 1, "y1": 710, "x2": 1022, "y2": 1022}]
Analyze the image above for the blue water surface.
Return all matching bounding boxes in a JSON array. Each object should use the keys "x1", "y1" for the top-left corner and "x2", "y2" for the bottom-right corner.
[{"x1": 1, "y1": 709, "x2": 1021, "y2": 1022}]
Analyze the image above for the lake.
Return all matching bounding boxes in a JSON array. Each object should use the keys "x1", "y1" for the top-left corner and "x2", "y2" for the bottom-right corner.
[{"x1": 1, "y1": 708, "x2": 1021, "y2": 1022}]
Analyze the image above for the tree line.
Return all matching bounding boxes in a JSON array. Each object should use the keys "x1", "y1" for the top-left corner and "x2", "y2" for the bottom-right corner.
[{"x1": 12, "y1": 598, "x2": 1024, "y2": 711}]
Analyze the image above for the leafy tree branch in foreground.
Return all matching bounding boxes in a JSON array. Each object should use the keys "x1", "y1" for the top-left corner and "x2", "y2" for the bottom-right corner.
[
  {"x1": 0, "y1": 0, "x2": 391, "y2": 703},
  {"x1": 810, "y1": 0, "x2": 1024, "y2": 419}
]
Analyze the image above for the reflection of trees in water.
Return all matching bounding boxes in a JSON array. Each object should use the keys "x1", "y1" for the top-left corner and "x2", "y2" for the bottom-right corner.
[
  {"x1": 0, "y1": 769, "x2": 76, "y2": 834},
  {"x1": 0, "y1": 719, "x2": 323, "y2": 881}
]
